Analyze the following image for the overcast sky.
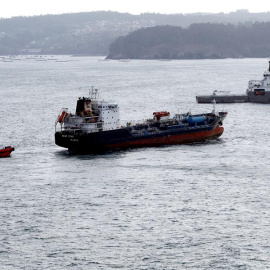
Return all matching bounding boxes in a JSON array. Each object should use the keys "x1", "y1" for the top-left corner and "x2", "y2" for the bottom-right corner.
[{"x1": 1, "y1": 0, "x2": 270, "y2": 18}]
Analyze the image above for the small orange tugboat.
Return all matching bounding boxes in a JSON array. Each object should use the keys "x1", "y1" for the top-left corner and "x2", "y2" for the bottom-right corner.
[{"x1": 0, "y1": 146, "x2": 15, "y2": 158}]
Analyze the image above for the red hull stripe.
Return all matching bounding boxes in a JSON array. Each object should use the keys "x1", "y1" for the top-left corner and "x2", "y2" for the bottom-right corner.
[{"x1": 106, "y1": 126, "x2": 224, "y2": 149}]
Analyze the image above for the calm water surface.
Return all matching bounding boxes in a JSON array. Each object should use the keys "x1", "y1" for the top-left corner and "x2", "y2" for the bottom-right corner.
[{"x1": 1, "y1": 56, "x2": 270, "y2": 269}]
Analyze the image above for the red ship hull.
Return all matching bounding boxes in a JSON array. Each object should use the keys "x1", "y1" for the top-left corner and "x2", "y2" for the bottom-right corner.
[
  {"x1": 106, "y1": 126, "x2": 224, "y2": 149},
  {"x1": 0, "y1": 146, "x2": 15, "y2": 158}
]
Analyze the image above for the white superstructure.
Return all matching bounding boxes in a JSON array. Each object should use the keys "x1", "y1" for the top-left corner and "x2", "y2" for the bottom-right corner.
[
  {"x1": 97, "y1": 101, "x2": 120, "y2": 131},
  {"x1": 247, "y1": 61, "x2": 270, "y2": 92},
  {"x1": 55, "y1": 88, "x2": 120, "y2": 133}
]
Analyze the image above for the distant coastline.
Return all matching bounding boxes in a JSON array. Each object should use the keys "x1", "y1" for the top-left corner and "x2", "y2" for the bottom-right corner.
[
  {"x1": 1, "y1": 10, "x2": 270, "y2": 58},
  {"x1": 106, "y1": 23, "x2": 270, "y2": 60}
]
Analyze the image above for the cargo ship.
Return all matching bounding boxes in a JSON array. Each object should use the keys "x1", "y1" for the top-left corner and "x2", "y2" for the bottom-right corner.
[
  {"x1": 55, "y1": 89, "x2": 227, "y2": 152},
  {"x1": 196, "y1": 61, "x2": 270, "y2": 104}
]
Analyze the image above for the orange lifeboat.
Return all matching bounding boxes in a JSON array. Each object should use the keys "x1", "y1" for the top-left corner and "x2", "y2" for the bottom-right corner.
[{"x1": 58, "y1": 111, "x2": 68, "y2": 123}]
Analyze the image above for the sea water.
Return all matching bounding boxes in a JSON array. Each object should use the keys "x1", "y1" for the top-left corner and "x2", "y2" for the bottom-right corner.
[{"x1": 1, "y1": 56, "x2": 270, "y2": 269}]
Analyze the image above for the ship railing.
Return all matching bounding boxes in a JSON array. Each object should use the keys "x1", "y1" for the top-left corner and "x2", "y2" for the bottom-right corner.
[
  {"x1": 130, "y1": 120, "x2": 213, "y2": 137},
  {"x1": 248, "y1": 80, "x2": 262, "y2": 86},
  {"x1": 212, "y1": 90, "x2": 231, "y2": 95},
  {"x1": 174, "y1": 113, "x2": 190, "y2": 121},
  {"x1": 121, "y1": 119, "x2": 149, "y2": 127},
  {"x1": 56, "y1": 122, "x2": 101, "y2": 133}
]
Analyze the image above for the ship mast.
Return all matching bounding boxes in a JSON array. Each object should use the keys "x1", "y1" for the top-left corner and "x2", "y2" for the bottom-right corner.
[
  {"x1": 212, "y1": 98, "x2": 216, "y2": 114},
  {"x1": 89, "y1": 86, "x2": 99, "y2": 100}
]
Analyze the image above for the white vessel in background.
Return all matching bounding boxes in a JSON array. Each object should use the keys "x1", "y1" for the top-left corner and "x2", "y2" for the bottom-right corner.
[
  {"x1": 246, "y1": 61, "x2": 270, "y2": 103},
  {"x1": 197, "y1": 61, "x2": 270, "y2": 104}
]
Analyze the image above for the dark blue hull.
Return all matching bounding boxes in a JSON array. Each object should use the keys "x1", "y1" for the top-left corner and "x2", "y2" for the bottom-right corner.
[{"x1": 55, "y1": 122, "x2": 224, "y2": 152}]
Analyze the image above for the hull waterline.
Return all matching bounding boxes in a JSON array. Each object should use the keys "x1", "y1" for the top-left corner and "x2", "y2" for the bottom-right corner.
[{"x1": 55, "y1": 126, "x2": 224, "y2": 153}]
